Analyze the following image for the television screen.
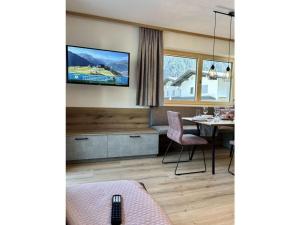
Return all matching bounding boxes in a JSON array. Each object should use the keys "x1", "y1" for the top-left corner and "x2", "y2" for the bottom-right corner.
[{"x1": 66, "y1": 45, "x2": 130, "y2": 86}]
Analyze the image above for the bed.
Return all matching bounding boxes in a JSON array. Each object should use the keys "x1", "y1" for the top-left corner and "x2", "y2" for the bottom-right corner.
[{"x1": 66, "y1": 180, "x2": 172, "y2": 225}]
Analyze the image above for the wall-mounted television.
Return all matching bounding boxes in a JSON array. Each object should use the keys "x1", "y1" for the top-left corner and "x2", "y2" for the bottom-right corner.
[{"x1": 66, "y1": 45, "x2": 130, "y2": 86}]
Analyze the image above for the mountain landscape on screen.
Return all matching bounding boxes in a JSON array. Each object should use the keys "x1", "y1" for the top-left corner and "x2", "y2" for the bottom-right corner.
[{"x1": 67, "y1": 46, "x2": 129, "y2": 86}]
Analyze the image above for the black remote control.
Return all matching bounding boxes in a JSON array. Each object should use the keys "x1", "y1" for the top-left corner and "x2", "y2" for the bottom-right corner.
[{"x1": 111, "y1": 195, "x2": 122, "y2": 225}]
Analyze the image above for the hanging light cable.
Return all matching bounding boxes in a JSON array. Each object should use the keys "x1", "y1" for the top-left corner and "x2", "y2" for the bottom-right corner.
[
  {"x1": 225, "y1": 15, "x2": 233, "y2": 79},
  {"x1": 208, "y1": 12, "x2": 217, "y2": 79}
]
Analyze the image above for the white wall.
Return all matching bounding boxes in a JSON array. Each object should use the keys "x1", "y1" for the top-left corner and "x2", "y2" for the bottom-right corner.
[
  {"x1": 66, "y1": 15, "x2": 140, "y2": 108},
  {"x1": 66, "y1": 15, "x2": 233, "y2": 108},
  {"x1": 164, "y1": 31, "x2": 234, "y2": 57}
]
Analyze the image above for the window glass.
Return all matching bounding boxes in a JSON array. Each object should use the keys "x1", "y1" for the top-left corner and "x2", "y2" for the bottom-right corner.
[
  {"x1": 163, "y1": 55, "x2": 197, "y2": 101},
  {"x1": 201, "y1": 60, "x2": 232, "y2": 102}
]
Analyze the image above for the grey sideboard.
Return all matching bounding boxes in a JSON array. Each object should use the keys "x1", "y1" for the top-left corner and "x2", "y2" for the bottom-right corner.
[{"x1": 66, "y1": 128, "x2": 159, "y2": 161}]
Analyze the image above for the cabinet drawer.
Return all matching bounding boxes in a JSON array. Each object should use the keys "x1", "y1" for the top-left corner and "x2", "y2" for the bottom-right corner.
[
  {"x1": 66, "y1": 135, "x2": 107, "y2": 160},
  {"x1": 107, "y1": 134, "x2": 158, "y2": 157}
]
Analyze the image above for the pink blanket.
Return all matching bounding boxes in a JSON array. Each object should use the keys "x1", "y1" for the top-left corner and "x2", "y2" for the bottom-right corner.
[{"x1": 66, "y1": 180, "x2": 172, "y2": 225}]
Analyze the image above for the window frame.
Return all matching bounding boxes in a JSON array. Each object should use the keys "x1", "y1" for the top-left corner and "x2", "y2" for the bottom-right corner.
[{"x1": 163, "y1": 49, "x2": 234, "y2": 106}]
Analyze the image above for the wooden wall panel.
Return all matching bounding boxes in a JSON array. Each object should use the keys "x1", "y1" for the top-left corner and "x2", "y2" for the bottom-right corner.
[{"x1": 66, "y1": 107, "x2": 150, "y2": 132}]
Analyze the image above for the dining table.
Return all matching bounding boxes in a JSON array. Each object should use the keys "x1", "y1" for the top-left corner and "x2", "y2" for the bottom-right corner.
[{"x1": 182, "y1": 117, "x2": 234, "y2": 175}]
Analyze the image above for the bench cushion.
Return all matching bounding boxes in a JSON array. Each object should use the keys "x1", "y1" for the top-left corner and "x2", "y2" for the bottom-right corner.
[
  {"x1": 152, "y1": 125, "x2": 198, "y2": 135},
  {"x1": 152, "y1": 124, "x2": 215, "y2": 137},
  {"x1": 66, "y1": 180, "x2": 172, "y2": 225}
]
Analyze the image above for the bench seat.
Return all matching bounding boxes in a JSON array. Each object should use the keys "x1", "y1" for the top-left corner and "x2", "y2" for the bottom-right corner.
[{"x1": 152, "y1": 125, "x2": 198, "y2": 135}]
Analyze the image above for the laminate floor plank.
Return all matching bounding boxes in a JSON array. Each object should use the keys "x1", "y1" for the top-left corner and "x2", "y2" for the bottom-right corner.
[{"x1": 66, "y1": 148, "x2": 234, "y2": 225}]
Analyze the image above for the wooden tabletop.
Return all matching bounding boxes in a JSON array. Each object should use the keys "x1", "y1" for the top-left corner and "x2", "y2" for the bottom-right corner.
[{"x1": 182, "y1": 117, "x2": 234, "y2": 126}]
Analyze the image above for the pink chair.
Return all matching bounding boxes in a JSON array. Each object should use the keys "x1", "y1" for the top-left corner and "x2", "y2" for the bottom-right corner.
[{"x1": 162, "y1": 111, "x2": 208, "y2": 175}]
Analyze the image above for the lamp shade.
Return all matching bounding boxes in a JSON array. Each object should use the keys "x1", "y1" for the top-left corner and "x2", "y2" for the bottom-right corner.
[
  {"x1": 208, "y1": 64, "x2": 217, "y2": 79},
  {"x1": 225, "y1": 65, "x2": 231, "y2": 79}
]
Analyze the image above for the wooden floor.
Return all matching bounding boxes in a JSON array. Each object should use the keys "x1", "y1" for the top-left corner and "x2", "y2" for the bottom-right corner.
[{"x1": 66, "y1": 147, "x2": 234, "y2": 225}]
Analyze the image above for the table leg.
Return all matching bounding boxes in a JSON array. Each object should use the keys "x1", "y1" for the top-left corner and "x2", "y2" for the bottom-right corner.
[
  {"x1": 212, "y1": 126, "x2": 218, "y2": 175},
  {"x1": 196, "y1": 123, "x2": 201, "y2": 136},
  {"x1": 189, "y1": 123, "x2": 201, "y2": 160}
]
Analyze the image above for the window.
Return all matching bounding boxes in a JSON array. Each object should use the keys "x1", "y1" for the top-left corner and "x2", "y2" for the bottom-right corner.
[
  {"x1": 163, "y1": 50, "x2": 234, "y2": 106},
  {"x1": 201, "y1": 60, "x2": 232, "y2": 102},
  {"x1": 163, "y1": 55, "x2": 197, "y2": 101},
  {"x1": 202, "y1": 85, "x2": 208, "y2": 94},
  {"x1": 190, "y1": 87, "x2": 194, "y2": 95}
]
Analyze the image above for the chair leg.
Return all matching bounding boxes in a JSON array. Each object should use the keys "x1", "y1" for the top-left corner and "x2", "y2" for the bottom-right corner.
[
  {"x1": 229, "y1": 144, "x2": 234, "y2": 157},
  {"x1": 187, "y1": 146, "x2": 192, "y2": 159},
  {"x1": 228, "y1": 149, "x2": 234, "y2": 176},
  {"x1": 202, "y1": 149, "x2": 207, "y2": 172},
  {"x1": 175, "y1": 146, "x2": 207, "y2": 176},
  {"x1": 189, "y1": 145, "x2": 196, "y2": 160},
  {"x1": 162, "y1": 141, "x2": 191, "y2": 164},
  {"x1": 174, "y1": 146, "x2": 184, "y2": 175},
  {"x1": 162, "y1": 140, "x2": 172, "y2": 164}
]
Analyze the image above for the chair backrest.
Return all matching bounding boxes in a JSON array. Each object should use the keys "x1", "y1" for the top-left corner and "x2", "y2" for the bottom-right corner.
[
  {"x1": 166, "y1": 111, "x2": 183, "y2": 144},
  {"x1": 219, "y1": 106, "x2": 235, "y2": 119}
]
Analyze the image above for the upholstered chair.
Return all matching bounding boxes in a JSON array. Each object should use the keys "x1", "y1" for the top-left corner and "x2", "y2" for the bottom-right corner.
[{"x1": 162, "y1": 111, "x2": 208, "y2": 175}]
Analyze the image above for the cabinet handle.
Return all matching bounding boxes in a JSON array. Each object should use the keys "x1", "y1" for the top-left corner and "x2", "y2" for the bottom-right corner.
[
  {"x1": 74, "y1": 137, "x2": 89, "y2": 141},
  {"x1": 129, "y1": 135, "x2": 141, "y2": 138}
]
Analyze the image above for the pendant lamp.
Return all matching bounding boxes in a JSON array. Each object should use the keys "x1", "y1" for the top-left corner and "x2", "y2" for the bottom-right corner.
[
  {"x1": 209, "y1": 10, "x2": 235, "y2": 80},
  {"x1": 225, "y1": 14, "x2": 233, "y2": 79},
  {"x1": 208, "y1": 12, "x2": 217, "y2": 80}
]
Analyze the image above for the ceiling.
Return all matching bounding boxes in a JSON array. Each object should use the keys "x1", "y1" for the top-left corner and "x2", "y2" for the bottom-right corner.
[{"x1": 66, "y1": 0, "x2": 234, "y2": 38}]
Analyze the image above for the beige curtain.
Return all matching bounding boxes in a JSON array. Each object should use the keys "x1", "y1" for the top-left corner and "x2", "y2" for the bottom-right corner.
[{"x1": 136, "y1": 27, "x2": 163, "y2": 106}]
